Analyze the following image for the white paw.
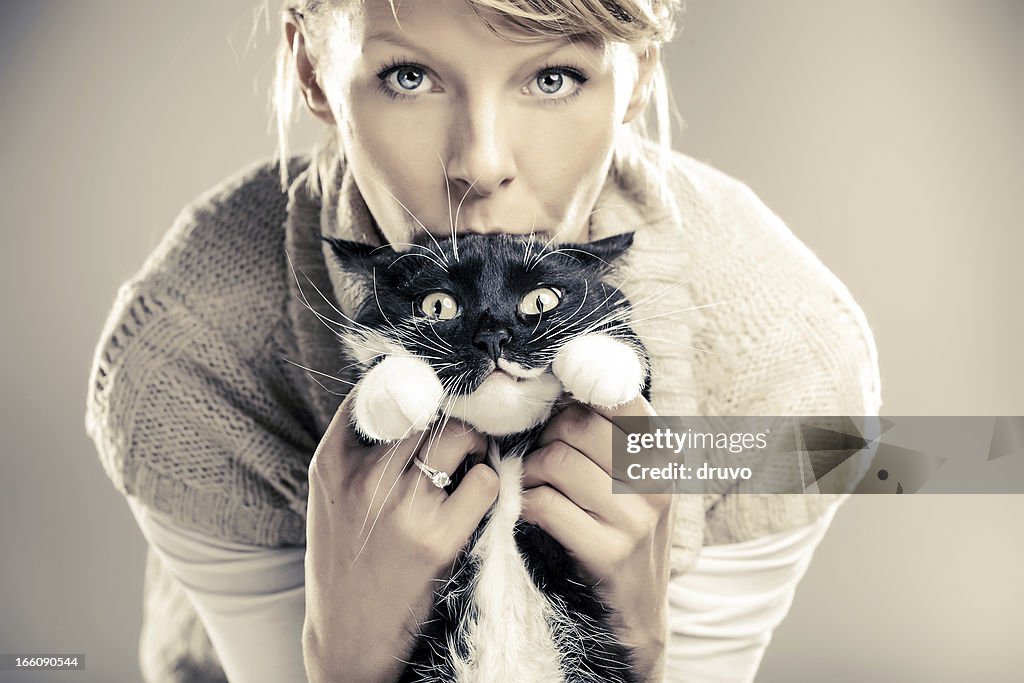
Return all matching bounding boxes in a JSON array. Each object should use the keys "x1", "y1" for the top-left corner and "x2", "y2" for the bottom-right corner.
[
  {"x1": 352, "y1": 355, "x2": 444, "y2": 441},
  {"x1": 552, "y1": 334, "x2": 644, "y2": 407}
]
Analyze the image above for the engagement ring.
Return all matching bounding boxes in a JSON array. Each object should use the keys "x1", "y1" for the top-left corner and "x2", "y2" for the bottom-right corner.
[{"x1": 413, "y1": 457, "x2": 451, "y2": 488}]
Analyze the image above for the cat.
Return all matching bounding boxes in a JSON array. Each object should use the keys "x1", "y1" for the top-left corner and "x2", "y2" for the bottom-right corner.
[{"x1": 323, "y1": 230, "x2": 652, "y2": 683}]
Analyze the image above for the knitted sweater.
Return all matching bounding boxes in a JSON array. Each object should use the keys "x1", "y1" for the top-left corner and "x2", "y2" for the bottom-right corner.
[{"x1": 85, "y1": 140, "x2": 881, "y2": 681}]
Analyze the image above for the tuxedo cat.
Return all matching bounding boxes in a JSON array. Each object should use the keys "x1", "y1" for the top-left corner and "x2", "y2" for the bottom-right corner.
[{"x1": 324, "y1": 231, "x2": 651, "y2": 683}]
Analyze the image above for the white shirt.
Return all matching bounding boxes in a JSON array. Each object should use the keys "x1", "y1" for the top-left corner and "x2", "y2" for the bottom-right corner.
[{"x1": 127, "y1": 495, "x2": 843, "y2": 683}]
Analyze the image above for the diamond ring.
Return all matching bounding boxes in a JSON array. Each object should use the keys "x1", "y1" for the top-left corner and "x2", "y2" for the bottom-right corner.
[{"x1": 412, "y1": 456, "x2": 452, "y2": 489}]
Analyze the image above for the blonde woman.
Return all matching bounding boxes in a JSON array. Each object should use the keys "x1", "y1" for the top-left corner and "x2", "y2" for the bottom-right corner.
[{"x1": 85, "y1": 1, "x2": 880, "y2": 681}]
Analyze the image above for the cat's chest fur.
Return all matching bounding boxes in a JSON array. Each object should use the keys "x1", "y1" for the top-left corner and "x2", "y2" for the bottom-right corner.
[{"x1": 452, "y1": 444, "x2": 565, "y2": 683}]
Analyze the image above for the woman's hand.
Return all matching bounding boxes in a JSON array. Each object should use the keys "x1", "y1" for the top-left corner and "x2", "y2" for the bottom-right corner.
[
  {"x1": 303, "y1": 394, "x2": 498, "y2": 683},
  {"x1": 520, "y1": 396, "x2": 675, "y2": 683}
]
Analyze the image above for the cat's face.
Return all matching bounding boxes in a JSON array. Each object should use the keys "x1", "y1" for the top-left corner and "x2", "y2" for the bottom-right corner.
[{"x1": 326, "y1": 232, "x2": 641, "y2": 435}]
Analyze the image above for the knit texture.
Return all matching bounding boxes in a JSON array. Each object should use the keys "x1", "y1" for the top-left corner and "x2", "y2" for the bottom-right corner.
[{"x1": 85, "y1": 140, "x2": 881, "y2": 682}]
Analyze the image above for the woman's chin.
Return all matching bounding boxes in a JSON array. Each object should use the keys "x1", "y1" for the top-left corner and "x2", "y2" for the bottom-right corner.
[{"x1": 447, "y1": 371, "x2": 562, "y2": 436}]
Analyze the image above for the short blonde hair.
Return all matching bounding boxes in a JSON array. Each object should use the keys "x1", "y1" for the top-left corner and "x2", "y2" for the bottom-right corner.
[{"x1": 270, "y1": 0, "x2": 683, "y2": 205}]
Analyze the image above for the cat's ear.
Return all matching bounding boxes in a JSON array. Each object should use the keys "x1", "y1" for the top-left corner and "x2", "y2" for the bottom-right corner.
[
  {"x1": 567, "y1": 232, "x2": 635, "y2": 267},
  {"x1": 321, "y1": 237, "x2": 395, "y2": 279}
]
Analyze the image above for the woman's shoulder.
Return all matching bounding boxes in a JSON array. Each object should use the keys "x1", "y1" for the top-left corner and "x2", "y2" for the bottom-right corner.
[
  {"x1": 653, "y1": 149, "x2": 882, "y2": 414},
  {"x1": 84, "y1": 157, "x2": 318, "y2": 546},
  {"x1": 126, "y1": 156, "x2": 310, "y2": 352}
]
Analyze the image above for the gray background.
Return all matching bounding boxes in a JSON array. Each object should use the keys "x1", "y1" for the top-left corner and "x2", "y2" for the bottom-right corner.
[{"x1": 1, "y1": 1, "x2": 1021, "y2": 681}]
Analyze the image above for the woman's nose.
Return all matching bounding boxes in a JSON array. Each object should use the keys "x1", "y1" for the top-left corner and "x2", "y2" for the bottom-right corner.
[{"x1": 445, "y1": 99, "x2": 517, "y2": 198}]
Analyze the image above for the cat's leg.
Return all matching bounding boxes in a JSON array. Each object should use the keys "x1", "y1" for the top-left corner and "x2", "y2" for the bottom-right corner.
[
  {"x1": 552, "y1": 334, "x2": 646, "y2": 408},
  {"x1": 351, "y1": 355, "x2": 444, "y2": 441}
]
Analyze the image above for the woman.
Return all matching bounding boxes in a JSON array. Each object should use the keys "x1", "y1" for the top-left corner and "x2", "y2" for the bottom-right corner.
[{"x1": 85, "y1": 1, "x2": 881, "y2": 681}]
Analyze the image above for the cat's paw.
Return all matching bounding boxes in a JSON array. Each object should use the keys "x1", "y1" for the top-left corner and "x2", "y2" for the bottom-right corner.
[
  {"x1": 552, "y1": 334, "x2": 645, "y2": 408},
  {"x1": 351, "y1": 355, "x2": 444, "y2": 441}
]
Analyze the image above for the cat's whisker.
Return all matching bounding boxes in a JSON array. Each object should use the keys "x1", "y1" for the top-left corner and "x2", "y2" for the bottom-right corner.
[
  {"x1": 405, "y1": 371, "x2": 477, "y2": 512},
  {"x1": 528, "y1": 279, "x2": 591, "y2": 344},
  {"x1": 370, "y1": 178, "x2": 448, "y2": 263},
  {"x1": 286, "y1": 250, "x2": 375, "y2": 335},
  {"x1": 388, "y1": 250, "x2": 449, "y2": 273},
  {"x1": 617, "y1": 298, "x2": 745, "y2": 329},
  {"x1": 425, "y1": 323, "x2": 455, "y2": 353},
  {"x1": 299, "y1": 372, "x2": 348, "y2": 396},
  {"x1": 523, "y1": 212, "x2": 539, "y2": 268},
  {"x1": 279, "y1": 356, "x2": 357, "y2": 388},
  {"x1": 339, "y1": 331, "x2": 447, "y2": 364},
  {"x1": 395, "y1": 333, "x2": 451, "y2": 361},
  {"x1": 526, "y1": 229, "x2": 564, "y2": 272},
  {"x1": 528, "y1": 277, "x2": 630, "y2": 345},
  {"x1": 406, "y1": 374, "x2": 463, "y2": 514},
  {"x1": 606, "y1": 233, "x2": 775, "y2": 319},
  {"x1": 584, "y1": 203, "x2": 627, "y2": 219},
  {"x1": 354, "y1": 382, "x2": 454, "y2": 563},
  {"x1": 437, "y1": 153, "x2": 460, "y2": 264},
  {"x1": 452, "y1": 174, "x2": 482, "y2": 259},
  {"x1": 405, "y1": 317, "x2": 455, "y2": 354},
  {"x1": 355, "y1": 429, "x2": 428, "y2": 545},
  {"x1": 556, "y1": 284, "x2": 732, "y2": 341},
  {"x1": 529, "y1": 247, "x2": 581, "y2": 269},
  {"x1": 372, "y1": 269, "x2": 411, "y2": 340},
  {"x1": 384, "y1": 243, "x2": 449, "y2": 272}
]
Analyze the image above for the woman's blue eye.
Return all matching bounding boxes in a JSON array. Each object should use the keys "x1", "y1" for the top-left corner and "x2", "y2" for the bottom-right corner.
[
  {"x1": 393, "y1": 66, "x2": 424, "y2": 90},
  {"x1": 526, "y1": 68, "x2": 588, "y2": 99},
  {"x1": 379, "y1": 64, "x2": 434, "y2": 95},
  {"x1": 537, "y1": 72, "x2": 564, "y2": 94}
]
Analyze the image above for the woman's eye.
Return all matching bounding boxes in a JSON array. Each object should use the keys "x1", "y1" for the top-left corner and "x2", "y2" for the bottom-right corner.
[
  {"x1": 381, "y1": 65, "x2": 434, "y2": 94},
  {"x1": 519, "y1": 287, "x2": 561, "y2": 316},
  {"x1": 525, "y1": 68, "x2": 587, "y2": 99},
  {"x1": 419, "y1": 292, "x2": 459, "y2": 320}
]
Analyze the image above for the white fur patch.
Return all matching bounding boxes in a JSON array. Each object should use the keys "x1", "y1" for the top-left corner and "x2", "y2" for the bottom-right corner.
[
  {"x1": 552, "y1": 334, "x2": 644, "y2": 407},
  {"x1": 448, "y1": 371, "x2": 562, "y2": 435},
  {"x1": 351, "y1": 355, "x2": 443, "y2": 441},
  {"x1": 453, "y1": 447, "x2": 566, "y2": 683},
  {"x1": 341, "y1": 330, "x2": 407, "y2": 368}
]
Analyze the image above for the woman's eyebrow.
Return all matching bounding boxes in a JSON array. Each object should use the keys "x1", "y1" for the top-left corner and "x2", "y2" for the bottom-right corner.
[
  {"x1": 364, "y1": 29, "x2": 597, "y2": 68},
  {"x1": 364, "y1": 30, "x2": 424, "y2": 53}
]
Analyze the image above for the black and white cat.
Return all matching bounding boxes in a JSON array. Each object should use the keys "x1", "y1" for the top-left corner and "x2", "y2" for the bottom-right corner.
[{"x1": 324, "y1": 231, "x2": 651, "y2": 683}]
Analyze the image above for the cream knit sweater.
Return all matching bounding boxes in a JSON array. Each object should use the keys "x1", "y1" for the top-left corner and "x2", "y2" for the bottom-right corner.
[{"x1": 85, "y1": 140, "x2": 881, "y2": 681}]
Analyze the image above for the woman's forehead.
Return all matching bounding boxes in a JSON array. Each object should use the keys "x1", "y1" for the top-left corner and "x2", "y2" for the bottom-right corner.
[{"x1": 348, "y1": 0, "x2": 610, "y2": 59}]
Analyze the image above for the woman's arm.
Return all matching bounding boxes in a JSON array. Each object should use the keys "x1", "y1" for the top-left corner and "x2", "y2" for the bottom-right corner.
[
  {"x1": 126, "y1": 497, "x2": 308, "y2": 682},
  {"x1": 664, "y1": 497, "x2": 845, "y2": 682}
]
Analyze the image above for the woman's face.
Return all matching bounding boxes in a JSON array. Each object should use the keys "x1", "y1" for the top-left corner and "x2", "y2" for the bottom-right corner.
[{"x1": 315, "y1": 0, "x2": 652, "y2": 245}]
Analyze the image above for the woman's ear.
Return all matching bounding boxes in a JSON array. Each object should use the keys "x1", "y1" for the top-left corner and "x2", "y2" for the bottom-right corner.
[
  {"x1": 622, "y1": 45, "x2": 660, "y2": 124},
  {"x1": 284, "y1": 13, "x2": 336, "y2": 125}
]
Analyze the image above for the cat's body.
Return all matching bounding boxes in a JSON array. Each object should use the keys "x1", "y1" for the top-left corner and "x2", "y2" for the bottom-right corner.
[{"x1": 324, "y1": 232, "x2": 651, "y2": 683}]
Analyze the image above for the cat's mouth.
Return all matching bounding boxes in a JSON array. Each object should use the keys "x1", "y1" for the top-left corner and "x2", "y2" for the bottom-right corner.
[
  {"x1": 488, "y1": 368, "x2": 525, "y2": 383},
  {"x1": 494, "y1": 358, "x2": 546, "y2": 381}
]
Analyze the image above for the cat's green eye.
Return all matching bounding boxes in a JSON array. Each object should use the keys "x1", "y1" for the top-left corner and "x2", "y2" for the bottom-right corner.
[
  {"x1": 419, "y1": 292, "x2": 459, "y2": 320},
  {"x1": 519, "y1": 287, "x2": 561, "y2": 316}
]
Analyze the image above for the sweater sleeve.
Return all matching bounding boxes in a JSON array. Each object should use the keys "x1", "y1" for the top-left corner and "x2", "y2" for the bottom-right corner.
[
  {"x1": 683, "y1": 169, "x2": 883, "y2": 546},
  {"x1": 665, "y1": 496, "x2": 844, "y2": 682},
  {"x1": 127, "y1": 497, "x2": 308, "y2": 682},
  {"x1": 84, "y1": 280, "x2": 315, "y2": 547}
]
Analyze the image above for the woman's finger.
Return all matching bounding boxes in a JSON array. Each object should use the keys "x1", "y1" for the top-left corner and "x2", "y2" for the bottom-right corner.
[
  {"x1": 410, "y1": 418, "x2": 488, "y2": 483},
  {"x1": 536, "y1": 403, "x2": 615, "y2": 475},
  {"x1": 521, "y1": 440, "x2": 610, "y2": 516},
  {"x1": 440, "y1": 463, "x2": 500, "y2": 547},
  {"x1": 520, "y1": 484, "x2": 604, "y2": 564}
]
